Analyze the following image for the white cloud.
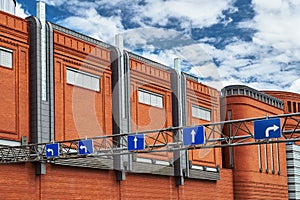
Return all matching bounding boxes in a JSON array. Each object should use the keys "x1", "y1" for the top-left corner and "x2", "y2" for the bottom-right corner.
[
  {"x1": 245, "y1": 0, "x2": 300, "y2": 91},
  {"x1": 123, "y1": 27, "x2": 183, "y2": 49},
  {"x1": 38, "y1": 0, "x2": 300, "y2": 93},
  {"x1": 289, "y1": 79, "x2": 300, "y2": 94},
  {"x1": 250, "y1": 0, "x2": 300, "y2": 58},
  {"x1": 134, "y1": 0, "x2": 235, "y2": 28},
  {"x1": 140, "y1": 49, "x2": 177, "y2": 67},
  {"x1": 188, "y1": 35, "x2": 300, "y2": 92},
  {"x1": 15, "y1": 3, "x2": 30, "y2": 18},
  {"x1": 189, "y1": 63, "x2": 223, "y2": 85},
  {"x1": 48, "y1": 0, "x2": 236, "y2": 42},
  {"x1": 43, "y1": 0, "x2": 68, "y2": 6},
  {"x1": 123, "y1": 29, "x2": 214, "y2": 67},
  {"x1": 92, "y1": 0, "x2": 236, "y2": 29},
  {"x1": 58, "y1": 8, "x2": 123, "y2": 43}
]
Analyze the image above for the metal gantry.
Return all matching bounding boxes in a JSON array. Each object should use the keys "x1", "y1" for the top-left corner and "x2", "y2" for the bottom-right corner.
[{"x1": 0, "y1": 112, "x2": 299, "y2": 164}]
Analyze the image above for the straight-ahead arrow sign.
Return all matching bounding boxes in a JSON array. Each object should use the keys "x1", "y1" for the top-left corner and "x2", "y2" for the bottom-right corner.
[
  {"x1": 183, "y1": 126, "x2": 205, "y2": 146},
  {"x1": 191, "y1": 129, "x2": 196, "y2": 143},
  {"x1": 133, "y1": 137, "x2": 138, "y2": 149},
  {"x1": 128, "y1": 134, "x2": 145, "y2": 151}
]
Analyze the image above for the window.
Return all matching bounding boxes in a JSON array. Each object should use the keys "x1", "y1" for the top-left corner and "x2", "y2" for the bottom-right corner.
[
  {"x1": 287, "y1": 101, "x2": 291, "y2": 113},
  {"x1": 138, "y1": 89, "x2": 163, "y2": 108},
  {"x1": 0, "y1": 47, "x2": 13, "y2": 69},
  {"x1": 227, "y1": 110, "x2": 232, "y2": 120},
  {"x1": 66, "y1": 68, "x2": 100, "y2": 92},
  {"x1": 293, "y1": 102, "x2": 296, "y2": 113},
  {"x1": 226, "y1": 89, "x2": 231, "y2": 95},
  {"x1": 192, "y1": 105, "x2": 211, "y2": 121},
  {"x1": 298, "y1": 103, "x2": 300, "y2": 112}
]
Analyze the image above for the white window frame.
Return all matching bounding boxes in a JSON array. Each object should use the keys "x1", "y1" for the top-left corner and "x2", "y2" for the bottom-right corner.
[
  {"x1": 0, "y1": 47, "x2": 13, "y2": 69},
  {"x1": 66, "y1": 67, "x2": 100, "y2": 92},
  {"x1": 138, "y1": 89, "x2": 163, "y2": 108},
  {"x1": 192, "y1": 105, "x2": 211, "y2": 121}
]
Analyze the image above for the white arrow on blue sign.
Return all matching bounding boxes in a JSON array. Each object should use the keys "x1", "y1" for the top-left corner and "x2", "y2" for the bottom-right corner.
[
  {"x1": 78, "y1": 139, "x2": 94, "y2": 155},
  {"x1": 254, "y1": 118, "x2": 281, "y2": 140},
  {"x1": 46, "y1": 143, "x2": 59, "y2": 158},
  {"x1": 183, "y1": 126, "x2": 205, "y2": 146},
  {"x1": 128, "y1": 134, "x2": 145, "y2": 151}
]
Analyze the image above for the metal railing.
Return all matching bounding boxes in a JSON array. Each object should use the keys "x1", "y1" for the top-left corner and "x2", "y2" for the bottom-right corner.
[{"x1": 0, "y1": 112, "x2": 299, "y2": 164}]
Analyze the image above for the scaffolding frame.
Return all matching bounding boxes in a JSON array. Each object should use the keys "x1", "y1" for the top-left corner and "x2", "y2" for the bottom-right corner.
[{"x1": 0, "y1": 112, "x2": 299, "y2": 164}]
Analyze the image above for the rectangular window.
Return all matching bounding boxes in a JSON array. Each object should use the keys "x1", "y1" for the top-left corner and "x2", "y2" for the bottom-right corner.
[
  {"x1": 298, "y1": 103, "x2": 300, "y2": 112},
  {"x1": 227, "y1": 110, "x2": 232, "y2": 120},
  {"x1": 0, "y1": 47, "x2": 13, "y2": 69},
  {"x1": 293, "y1": 102, "x2": 296, "y2": 113},
  {"x1": 66, "y1": 68, "x2": 100, "y2": 92},
  {"x1": 287, "y1": 101, "x2": 291, "y2": 113},
  {"x1": 138, "y1": 89, "x2": 163, "y2": 108},
  {"x1": 192, "y1": 105, "x2": 211, "y2": 121},
  {"x1": 226, "y1": 90, "x2": 231, "y2": 95}
]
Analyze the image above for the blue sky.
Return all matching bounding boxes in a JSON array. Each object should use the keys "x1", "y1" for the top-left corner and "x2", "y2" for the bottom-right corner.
[{"x1": 15, "y1": 0, "x2": 300, "y2": 93}]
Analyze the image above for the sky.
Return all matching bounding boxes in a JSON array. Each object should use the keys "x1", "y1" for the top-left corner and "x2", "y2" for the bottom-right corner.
[{"x1": 15, "y1": 0, "x2": 300, "y2": 93}]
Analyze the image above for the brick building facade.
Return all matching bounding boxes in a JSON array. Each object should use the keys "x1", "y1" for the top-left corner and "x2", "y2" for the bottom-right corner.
[
  {"x1": 221, "y1": 85, "x2": 288, "y2": 199},
  {"x1": 0, "y1": 2, "x2": 299, "y2": 199}
]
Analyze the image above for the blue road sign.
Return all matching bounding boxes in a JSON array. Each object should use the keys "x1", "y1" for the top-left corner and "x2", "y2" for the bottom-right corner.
[
  {"x1": 46, "y1": 143, "x2": 59, "y2": 158},
  {"x1": 78, "y1": 139, "x2": 94, "y2": 155},
  {"x1": 183, "y1": 126, "x2": 205, "y2": 146},
  {"x1": 254, "y1": 118, "x2": 281, "y2": 140},
  {"x1": 128, "y1": 134, "x2": 145, "y2": 151}
]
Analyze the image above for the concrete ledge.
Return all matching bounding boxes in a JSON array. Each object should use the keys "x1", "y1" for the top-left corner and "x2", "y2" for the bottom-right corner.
[{"x1": 52, "y1": 157, "x2": 220, "y2": 181}]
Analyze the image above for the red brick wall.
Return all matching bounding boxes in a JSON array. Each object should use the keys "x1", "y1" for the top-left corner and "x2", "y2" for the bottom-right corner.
[
  {"x1": 186, "y1": 78, "x2": 221, "y2": 168},
  {"x1": 53, "y1": 30, "x2": 112, "y2": 141},
  {"x1": 0, "y1": 164, "x2": 119, "y2": 200},
  {"x1": 121, "y1": 174, "x2": 178, "y2": 199},
  {"x1": 233, "y1": 170, "x2": 288, "y2": 199},
  {"x1": 1, "y1": 10, "x2": 282, "y2": 200},
  {"x1": 0, "y1": 163, "x2": 39, "y2": 199},
  {"x1": 180, "y1": 169, "x2": 234, "y2": 200},
  {"x1": 222, "y1": 95, "x2": 288, "y2": 199},
  {"x1": 264, "y1": 91, "x2": 300, "y2": 133},
  {"x1": 130, "y1": 58, "x2": 173, "y2": 161},
  {"x1": 0, "y1": 163, "x2": 234, "y2": 200},
  {"x1": 0, "y1": 11, "x2": 29, "y2": 141},
  {"x1": 41, "y1": 165, "x2": 119, "y2": 199}
]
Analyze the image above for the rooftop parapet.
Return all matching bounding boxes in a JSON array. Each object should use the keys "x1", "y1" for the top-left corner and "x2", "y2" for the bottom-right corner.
[{"x1": 221, "y1": 85, "x2": 284, "y2": 109}]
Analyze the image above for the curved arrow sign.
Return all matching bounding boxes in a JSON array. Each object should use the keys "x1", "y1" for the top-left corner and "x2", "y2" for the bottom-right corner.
[
  {"x1": 78, "y1": 140, "x2": 94, "y2": 155},
  {"x1": 45, "y1": 143, "x2": 59, "y2": 158},
  {"x1": 265, "y1": 124, "x2": 279, "y2": 137},
  {"x1": 47, "y1": 148, "x2": 54, "y2": 156},
  {"x1": 254, "y1": 118, "x2": 281, "y2": 140}
]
